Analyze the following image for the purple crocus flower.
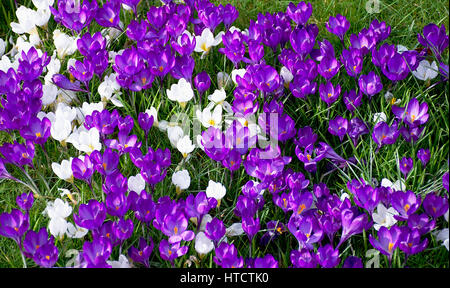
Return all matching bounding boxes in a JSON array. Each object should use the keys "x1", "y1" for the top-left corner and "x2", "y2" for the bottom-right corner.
[
  {"x1": 290, "y1": 26, "x2": 316, "y2": 59},
  {"x1": 92, "y1": 221, "x2": 118, "y2": 246},
  {"x1": 417, "y1": 148, "x2": 430, "y2": 167},
  {"x1": 170, "y1": 55, "x2": 195, "y2": 82},
  {"x1": 81, "y1": 237, "x2": 112, "y2": 268},
  {"x1": 326, "y1": 14, "x2": 350, "y2": 41},
  {"x1": 184, "y1": 191, "x2": 217, "y2": 223},
  {"x1": 22, "y1": 227, "x2": 54, "y2": 259},
  {"x1": 214, "y1": 242, "x2": 244, "y2": 268},
  {"x1": 370, "y1": 19, "x2": 391, "y2": 43},
  {"x1": 399, "y1": 157, "x2": 413, "y2": 179},
  {"x1": 392, "y1": 98, "x2": 429, "y2": 128},
  {"x1": 122, "y1": 0, "x2": 141, "y2": 15},
  {"x1": 320, "y1": 82, "x2": 341, "y2": 106},
  {"x1": 128, "y1": 237, "x2": 154, "y2": 268},
  {"x1": 0, "y1": 140, "x2": 35, "y2": 168},
  {"x1": 352, "y1": 184, "x2": 380, "y2": 214},
  {"x1": 95, "y1": 0, "x2": 121, "y2": 30},
  {"x1": 33, "y1": 243, "x2": 59, "y2": 268},
  {"x1": 343, "y1": 256, "x2": 363, "y2": 268},
  {"x1": 205, "y1": 218, "x2": 226, "y2": 243},
  {"x1": 286, "y1": 1, "x2": 312, "y2": 26},
  {"x1": 422, "y1": 193, "x2": 449, "y2": 219},
  {"x1": 242, "y1": 216, "x2": 260, "y2": 242},
  {"x1": 17, "y1": 47, "x2": 50, "y2": 81},
  {"x1": 372, "y1": 121, "x2": 399, "y2": 150},
  {"x1": 221, "y1": 3, "x2": 239, "y2": 28},
  {"x1": 85, "y1": 109, "x2": 120, "y2": 137},
  {"x1": 348, "y1": 117, "x2": 369, "y2": 147},
  {"x1": 161, "y1": 213, "x2": 195, "y2": 244},
  {"x1": 358, "y1": 71, "x2": 383, "y2": 99},
  {"x1": 288, "y1": 214, "x2": 323, "y2": 250},
  {"x1": 317, "y1": 244, "x2": 340, "y2": 268},
  {"x1": 290, "y1": 248, "x2": 318, "y2": 268},
  {"x1": 443, "y1": 172, "x2": 449, "y2": 192},
  {"x1": 295, "y1": 126, "x2": 318, "y2": 148},
  {"x1": 381, "y1": 52, "x2": 411, "y2": 82},
  {"x1": 20, "y1": 117, "x2": 51, "y2": 145},
  {"x1": 390, "y1": 190, "x2": 421, "y2": 220},
  {"x1": 340, "y1": 48, "x2": 363, "y2": 77},
  {"x1": 69, "y1": 59, "x2": 94, "y2": 86},
  {"x1": 134, "y1": 191, "x2": 156, "y2": 223},
  {"x1": 0, "y1": 208, "x2": 29, "y2": 245},
  {"x1": 113, "y1": 218, "x2": 134, "y2": 241},
  {"x1": 369, "y1": 225, "x2": 402, "y2": 263},
  {"x1": 105, "y1": 191, "x2": 130, "y2": 218},
  {"x1": 318, "y1": 57, "x2": 340, "y2": 80},
  {"x1": 235, "y1": 195, "x2": 258, "y2": 219},
  {"x1": 349, "y1": 30, "x2": 376, "y2": 55},
  {"x1": 71, "y1": 155, "x2": 94, "y2": 184},
  {"x1": 407, "y1": 214, "x2": 435, "y2": 235},
  {"x1": 147, "y1": 46, "x2": 175, "y2": 79},
  {"x1": 194, "y1": 71, "x2": 211, "y2": 97},
  {"x1": 159, "y1": 239, "x2": 188, "y2": 264},
  {"x1": 260, "y1": 221, "x2": 286, "y2": 246},
  {"x1": 77, "y1": 31, "x2": 107, "y2": 59},
  {"x1": 399, "y1": 227, "x2": 428, "y2": 256},
  {"x1": 201, "y1": 127, "x2": 230, "y2": 162},
  {"x1": 328, "y1": 115, "x2": 348, "y2": 142},
  {"x1": 73, "y1": 199, "x2": 107, "y2": 230},
  {"x1": 252, "y1": 64, "x2": 280, "y2": 93},
  {"x1": 289, "y1": 74, "x2": 317, "y2": 99},
  {"x1": 248, "y1": 254, "x2": 279, "y2": 268},
  {"x1": 417, "y1": 23, "x2": 449, "y2": 60},
  {"x1": 138, "y1": 112, "x2": 154, "y2": 136},
  {"x1": 90, "y1": 148, "x2": 119, "y2": 176},
  {"x1": 337, "y1": 208, "x2": 371, "y2": 248},
  {"x1": 50, "y1": 0, "x2": 98, "y2": 33},
  {"x1": 105, "y1": 131, "x2": 140, "y2": 155},
  {"x1": 51, "y1": 74, "x2": 88, "y2": 92},
  {"x1": 16, "y1": 192, "x2": 34, "y2": 212}
]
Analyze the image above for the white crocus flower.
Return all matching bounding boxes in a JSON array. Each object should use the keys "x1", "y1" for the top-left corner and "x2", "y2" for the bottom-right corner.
[
  {"x1": 217, "y1": 72, "x2": 232, "y2": 89},
  {"x1": 397, "y1": 44, "x2": 409, "y2": 54},
  {"x1": 34, "y1": 6, "x2": 52, "y2": 28},
  {"x1": 51, "y1": 158, "x2": 74, "y2": 182},
  {"x1": 45, "y1": 198, "x2": 72, "y2": 219},
  {"x1": 166, "y1": 78, "x2": 194, "y2": 108},
  {"x1": 0, "y1": 38, "x2": 5, "y2": 57},
  {"x1": 50, "y1": 118, "x2": 72, "y2": 143},
  {"x1": 55, "y1": 103, "x2": 77, "y2": 122},
  {"x1": 32, "y1": 0, "x2": 54, "y2": 10},
  {"x1": 146, "y1": 107, "x2": 159, "y2": 128},
  {"x1": 10, "y1": 6, "x2": 38, "y2": 35},
  {"x1": 194, "y1": 28, "x2": 223, "y2": 59},
  {"x1": 70, "y1": 128, "x2": 102, "y2": 155},
  {"x1": 381, "y1": 178, "x2": 406, "y2": 192},
  {"x1": 42, "y1": 84, "x2": 59, "y2": 106},
  {"x1": 172, "y1": 169, "x2": 191, "y2": 194},
  {"x1": 280, "y1": 66, "x2": 294, "y2": 87},
  {"x1": 53, "y1": 29, "x2": 78, "y2": 59},
  {"x1": 128, "y1": 174, "x2": 146, "y2": 193},
  {"x1": 196, "y1": 104, "x2": 223, "y2": 128},
  {"x1": 373, "y1": 112, "x2": 387, "y2": 124},
  {"x1": 372, "y1": 203, "x2": 399, "y2": 231},
  {"x1": 231, "y1": 69, "x2": 246, "y2": 85},
  {"x1": 177, "y1": 135, "x2": 195, "y2": 158},
  {"x1": 98, "y1": 73, "x2": 123, "y2": 107},
  {"x1": 195, "y1": 232, "x2": 215, "y2": 256},
  {"x1": 205, "y1": 180, "x2": 226, "y2": 206},
  {"x1": 66, "y1": 222, "x2": 89, "y2": 239},
  {"x1": 0, "y1": 55, "x2": 13, "y2": 72},
  {"x1": 208, "y1": 88, "x2": 227, "y2": 105},
  {"x1": 107, "y1": 255, "x2": 131, "y2": 268},
  {"x1": 434, "y1": 228, "x2": 449, "y2": 251},
  {"x1": 48, "y1": 217, "x2": 70, "y2": 238},
  {"x1": 412, "y1": 60, "x2": 439, "y2": 81},
  {"x1": 167, "y1": 126, "x2": 184, "y2": 148},
  {"x1": 226, "y1": 223, "x2": 244, "y2": 237}
]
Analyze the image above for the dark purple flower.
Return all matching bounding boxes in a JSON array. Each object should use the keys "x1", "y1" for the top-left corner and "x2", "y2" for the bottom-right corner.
[
  {"x1": 20, "y1": 117, "x2": 51, "y2": 145},
  {"x1": 113, "y1": 218, "x2": 134, "y2": 241},
  {"x1": 50, "y1": 0, "x2": 98, "y2": 33},
  {"x1": 417, "y1": 23, "x2": 449, "y2": 60},
  {"x1": 318, "y1": 57, "x2": 340, "y2": 80},
  {"x1": 369, "y1": 225, "x2": 402, "y2": 261},
  {"x1": 69, "y1": 59, "x2": 94, "y2": 86},
  {"x1": 399, "y1": 157, "x2": 413, "y2": 179},
  {"x1": 214, "y1": 242, "x2": 244, "y2": 268},
  {"x1": 317, "y1": 244, "x2": 340, "y2": 268},
  {"x1": 328, "y1": 115, "x2": 348, "y2": 142},
  {"x1": 221, "y1": 3, "x2": 239, "y2": 28},
  {"x1": 390, "y1": 190, "x2": 421, "y2": 220},
  {"x1": 295, "y1": 126, "x2": 318, "y2": 148},
  {"x1": 138, "y1": 112, "x2": 154, "y2": 135},
  {"x1": 260, "y1": 221, "x2": 286, "y2": 246},
  {"x1": 290, "y1": 26, "x2": 316, "y2": 58},
  {"x1": 134, "y1": 191, "x2": 156, "y2": 223},
  {"x1": 17, "y1": 47, "x2": 50, "y2": 81},
  {"x1": 290, "y1": 248, "x2": 318, "y2": 268},
  {"x1": 201, "y1": 127, "x2": 230, "y2": 162},
  {"x1": 0, "y1": 208, "x2": 29, "y2": 245},
  {"x1": 288, "y1": 214, "x2": 323, "y2": 250},
  {"x1": 90, "y1": 148, "x2": 119, "y2": 176},
  {"x1": 337, "y1": 208, "x2": 371, "y2": 248},
  {"x1": 235, "y1": 195, "x2": 258, "y2": 219},
  {"x1": 122, "y1": 0, "x2": 141, "y2": 15},
  {"x1": 349, "y1": 29, "x2": 376, "y2": 55},
  {"x1": 381, "y1": 52, "x2": 411, "y2": 82},
  {"x1": 422, "y1": 193, "x2": 449, "y2": 219},
  {"x1": 71, "y1": 155, "x2": 94, "y2": 184},
  {"x1": 286, "y1": 1, "x2": 312, "y2": 26},
  {"x1": 242, "y1": 216, "x2": 260, "y2": 242},
  {"x1": 443, "y1": 172, "x2": 449, "y2": 192},
  {"x1": 358, "y1": 71, "x2": 383, "y2": 99},
  {"x1": 392, "y1": 98, "x2": 429, "y2": 127},
  {"x1": 320, "y1": 81, "x2": 341, "y2": 105},
  {"x1": 371, "y1": 43, "x2": 396, "y2": 67},
  {"x1": 205, "y1": 218, "x2": 226, "y2": 242},
  {"x1": 105, "y1": 191, "x2": 130, "y2": 218},
  {"x1": 81, "y1": 237, "x2": 112, "y2": 268},
  {"x1": 249, "y1": 254, "x2": 279, "y2": 268},
  {"x1": 161, "y1": 213, "x2": 195, "y2": 244},
  {"x1": 352, "y1": 184, "x2": 380, "y2": 214},
  {"x1": 184, "y1": 191, "x2": 217, "y2": 222},
  {"x1": 194, "y1": 71, "x2": 211, "y2": 96},
  {"x1": 0, "y1": 140, "x2": 35, "y2": 168},
  {"x1": 170, "y1": 55, "x2": 195, "y2": 82},
  {"x1": 105, "y1": 131, "x2": 140, "y2": 155},
  {"x1": 348, "y1": 117, "x2": 369, "y2": 146},
  {"x1": 95, "y1": 0, "x2": 121, "y2": 30},
  {"x1": 84, "y1": 110, "x2": 120, "y2": 136},
  {"x1": 159, "y1": 239, "x2": 188, "y2": 263},
  {"x1": 343, "y1": 256, "x2": 363, "y2": 268},
  {"x1": 417, "y1": 148, "x2": 430, "y2": 167},
  {"x1": 73, "y1": 199, "x2": 106, "y2": 230},
  {"x1": 252, "y1": 64, "x2": 280, "y2": 93},
  {"x1": 92, "y1": 221, "x2": 118, "y2": 246},
  {"x1": 372, "y1": 121, "x2": 399, "y2": 150},
  {"x1": 370, "y1": 19, "x2": 391, "y2": 43},
  {"x1": 33, "y1": 243, "x2": 59, "y2": 268},
  {"x1": 51, "y1": 74, "x2": 88, "y2": 92},
  {"x1": 128, "y1": 237, "x2": 154, "y2": 268},
  {"x1": 326, "y1": 14, "x2": 350, "y2": 41},
  {"x1": 340, "y1": 48, "x2": 363, "y2": 77},
  {"x1": 407, "y1": 213, "x2": 435, "y2": 235},
  {"x1": 16, "y1": 192, "x2": 34, "y2": 212},
  {"x1": 22, "y1": 227, "x2": 54, "y2": 259},
  {"x1": 399, "y1": 227, "x2": 428, "y2": 255}
]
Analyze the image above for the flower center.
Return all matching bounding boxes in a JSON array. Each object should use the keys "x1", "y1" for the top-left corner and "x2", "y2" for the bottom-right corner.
[
  {"x1": 297, "y1": 204, "x2": 306, "y2": 215},
  {"x1": 388, "y1": 242, "x2": 394, "y2": 252},
  {"x1": 404, "y1": 204, "x2": 410, "y2": 212},
  {"x1": 35, "y1": 132, "x2": 42, "y2": 138}
]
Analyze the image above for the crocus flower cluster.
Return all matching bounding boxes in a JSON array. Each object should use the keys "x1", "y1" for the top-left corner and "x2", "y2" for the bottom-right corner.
[{"x1": 0, "y1": 0, "x2": 448, "y2": 270}]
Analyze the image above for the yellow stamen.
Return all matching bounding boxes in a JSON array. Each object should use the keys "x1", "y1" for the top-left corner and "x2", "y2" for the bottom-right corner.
[
  {"x1": 109, "y1": 17, "x2": 114, "y2": 24},
  {"x1": 388, "y1": 243, "x2": 394, "y2": 252},
  {"x1": 45, "y1": 255, "x2": 50, "y2": 260},
  {"x1": 404, "y1": 204, "x2": 410, "y2": 212},
  {"x1": 327, "y1": 93, "x2": 332, "y2": 98},
  {"x1": 158, "y1": 66, "x2": 163, "y2": 72},
  {"x1": 297, "y1": 204, "x2": 306, "y2": 215},
  {"x1": 35, "y1": 132, "x2": 41, "y2": 138},
  {"x1": 138, "y1": 251, "x2": 143, "y2": 256},
  {"x1": 390, "y1": 97, "x2": 397, "y2": 105},
  {"x1": 102, "y1": 163, "x2": 107, "y2": 170},
  {"x1": 14, "y1": 227, "x2": 19, "y2": 232},
  {"x1": 22, "y1": 153, "x2": 28, "y2": 159},
  {"x1": 208, "y1": 119, "x2": 215, "y2": 126},
  {"x1": 411, "y1": 114, "x2": 416, "y2": 122},
  {"x1": 306, "y1": 154, "x2": 311, "y2": 161},
  {"x1": 174, "y1": 227, "x2": 178, "y2": 235},
  {"x1": 142, "y1": 77, "x2": 147, "y2": 84}
]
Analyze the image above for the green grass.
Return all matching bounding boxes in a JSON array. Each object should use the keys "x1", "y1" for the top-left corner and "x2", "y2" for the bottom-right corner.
[{"x1": 0, "y1": 0, "x2": 448, "y2": 268}]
